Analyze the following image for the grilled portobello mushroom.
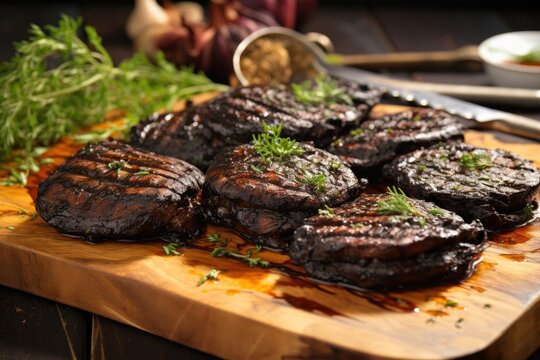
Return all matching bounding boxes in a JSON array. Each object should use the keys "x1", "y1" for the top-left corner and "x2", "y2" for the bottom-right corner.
[
  {"x1": 328, "y1": 109, "x2": 466, "y2": 175},
  {"x1": 383, "y1": 143, "x2": 540, "y2": 231},
  {"x1": 290, "y1": 193, "x2": 486, "y2": 289},
  {"x1": 203, "y1": 139, "x2": 366, "y2": 249},
  {"x1": 36, "y1": 141, "x2": 205, "y2": 243}
]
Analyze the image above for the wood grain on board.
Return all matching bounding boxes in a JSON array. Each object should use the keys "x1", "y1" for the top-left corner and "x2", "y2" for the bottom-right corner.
[{"x1": 0, "y1": 102, "x2": 539, "y2": 360}]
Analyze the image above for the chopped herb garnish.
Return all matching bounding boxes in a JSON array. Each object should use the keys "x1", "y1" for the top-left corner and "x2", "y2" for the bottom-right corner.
[
  {"x1": 7, "y1": 226, "x2": 15, "y2": 231},
  {"x1": 134, "y1": 170, "x2": 150, "y2": 176},
  {"x1": 18, "y1": 209, "x2": 37, "y2": 219},
  {"x1": 207, "y1": 232, "x2": 230, "y2": 246},
  {"x1": 514, "y1": 49, "x2": 540, "y2": 64},
  {"x1": 252, "y1": 122, "x2": 304, "y2": 161},
  {"x1": 197, "y1": 269, "x2": 221, "y2": 286},
  {"x1": 417, "y1": 217, "x2": 427, "y2": 227},
  {"x1": 455, "y1": 318, "x2": 465, "y2": 328},
  {"x1": 417, "y1": 165, "x2": 426, "y2": 173},
  {"x1": 445, "y1": 299, "x2": 459, "y2": 308},
  {"x1": 439, "y1": 153, "x2": 449, "y2": 161},
  {"x1": 318, "y1": 205, "x2": 335, "y2": 218},
  {"x1": 292, "y1": 75, "x2": 353, "y2": 106},
  {"x1": 107, "y1": 160, "x2": 127, "y2": 173},
  {"x1": 300, "y1": 174, "x2": 326, "y2": 193},
  {"x1": 459, "y1": 152, "x2": 493, "y2": 171},
  {"x1": 162, "y1": 243, "x2": 181, "y2": 256},
  {"x1": 329, "y1": 160, "x2": 341, "y2": 171},
  {"x1": 428, "y1": 208, "x2": 446, "y2": 217},
  {"x1": 452, "y1": 184, "x2": 461, "y2": 191},
  {"x1": 208, "y1": 233, "x2": 221, "y2": 243},
  {"x1": 412, "y1": 114, "x2": 422, "y2": 122},
  {"x1": 377, "y1": 186, "x2": 423, "y2": 218},
  {"x1": 386, "y1": 128, "x2": 394, "y2": 134},
  {"x1": 350, "y1": 223, "x2": 364, "y2": 228},
  {"x1": 350, "y1": 128, "x2": 364, "y2": 137},
  {"x1": 251, "y1": 164, "x2": 262, "y2": 173},
  {"x1": 211, "y1": 245, "x2": 269, "y2": 267}
]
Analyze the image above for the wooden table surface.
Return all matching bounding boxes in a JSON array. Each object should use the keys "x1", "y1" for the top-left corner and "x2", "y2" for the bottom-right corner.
[{"x1": 1, "y1": 2, "x2": 539, "y2": 359}]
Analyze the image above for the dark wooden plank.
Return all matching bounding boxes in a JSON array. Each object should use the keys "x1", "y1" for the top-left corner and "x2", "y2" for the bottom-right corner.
[
  {"x1": 499, "y1": 10, "x2": 540, "y2": 32},
  {"x1": 300, "y1": 5, "x2": 412, "y2": 79},
  {"x1": 371, "y1": 6, "x2": 509, "y2": 85},
  {"x1": 91, "y1": 316, "x2": 216, "y2": 360},
  {"x1": 372, "y1": 7, "x2": 509, "y2": 51},
  {"x1": 0, "y1": 285, "x2": 89, "y2": 360},
  {"x1": 300, "y1": 5, "x2": 395, "y2": 54}
]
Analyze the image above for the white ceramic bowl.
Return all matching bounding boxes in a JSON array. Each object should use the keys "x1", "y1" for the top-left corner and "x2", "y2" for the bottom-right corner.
[{"x1": 478, "y1": 31, "x2": 540, "y2": 89}]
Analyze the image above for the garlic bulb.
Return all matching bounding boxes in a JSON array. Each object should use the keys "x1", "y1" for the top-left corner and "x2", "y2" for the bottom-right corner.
[{"x1": 126, "y1": 0, "x2": 171, "y2": 39}]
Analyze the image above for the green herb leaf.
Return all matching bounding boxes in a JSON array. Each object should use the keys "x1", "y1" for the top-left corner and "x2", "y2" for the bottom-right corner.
[
  {"x1": 162, "y1": 243, "x2": 181, "y2": 256},
  {"x1": 445, "y1": 299, "x2": 459, "y2": 308},
  {"x1": 197, "y1": 269, "x2": 221, "y2": 286},
  {"x1": 428, "y1": 208, "x2": 446, "y2": 217},
  {"x1": 292, "y1": 75, "x2": 353, "y2": 106},
  {"x1": 134, "y1": 170, "x2": 150, "y2": 176},
  {"x1": 377, "y1": 186, "x2": 423, "y2": 217},
  {"x1": 328, "y1": 160, "x2": 341, "y2": 171},
  {"x1": 417, "y1": 165, "x2": 426, "y2": 173},
  {"x1": 318, "y1": 205, "x2": 335, "y2": 218},
  {"x1": 0, "y1": 147, "x2": 51, "y2": 187},
  {"x1": 350, "y1": 223, "x2": 364, "y2": 228},
  {"x1": 252, "y1": 122, "x2": 304, "y2": 161},
  {"x1": 207, "y1": 233, "x2": 221, "y2": 243},
  {"x1": 210, "y1": 246, "x2": 269, "y2": 268},
  {"x1": 0, "y1": 15, "x2": 227, "y2": 182},
  {"x1": 107, "y1": 160, "x2": 127, "y2": 173},
  {"x1": 18, "y1": 209, "x2": 37, "y2": 219},
  {"x1": 459, "y1": 152, "x2": 493, "y2": 171},
  {"x1": 300, "y1": 174, "x2": 326, "y2": 193},
  {"x1": 350, "y1": 128, "x2": 364, "y2": 137},
  {"x1": 251, "y1": 164, "x2": 262, "y2": 173},
  {"x1": 207, "y1": 232, "x2": 230, "y2": 247}
]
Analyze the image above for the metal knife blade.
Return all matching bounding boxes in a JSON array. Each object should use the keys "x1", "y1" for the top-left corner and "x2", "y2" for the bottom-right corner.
[{"x1": 328, "y1": 65, "x2": 540, "y2": 141}]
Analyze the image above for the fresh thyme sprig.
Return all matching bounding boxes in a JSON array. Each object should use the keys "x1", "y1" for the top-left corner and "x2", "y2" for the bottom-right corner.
[
  {"x1": 211, "y1": 245, "x2": 270, "y2": 267},
  {"x1": 377, "y1": 186, "x2": 423, "y2": 217},
  {"x1": 0, "y1": 16, "x2": 227, "y2": 183},
  {"x1": 459, "y1": 152, "x2": 493, "y2": 171},
  {"x1": 197, "y1": 269, "x2": 221, "y2": 286},
  {"x1": 300, "y1": 174, "x2": 326, "y2": 193},
  {"x1": 162, "y1": 243, "x2": 181, "y2": 256},
  {"x1": 0, "y1": 147, "x2": 52, "y2": 187},
  {"x1": 292, "y1": 75, "x2": 353, "y2": 106},
  {"x1": 252, "y1": 122, "x2": 304, "y2": 161}
]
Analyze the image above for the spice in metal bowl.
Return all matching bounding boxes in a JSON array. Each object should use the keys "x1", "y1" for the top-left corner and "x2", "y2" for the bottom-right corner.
[{"x1": 239, "y1": 36, "x2": 320, "y2": 86}]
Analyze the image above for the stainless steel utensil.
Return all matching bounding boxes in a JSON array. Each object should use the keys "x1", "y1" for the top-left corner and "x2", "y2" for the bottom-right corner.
[{"x1": 233, "y1": 27, "x2": 540, "y2": 140}]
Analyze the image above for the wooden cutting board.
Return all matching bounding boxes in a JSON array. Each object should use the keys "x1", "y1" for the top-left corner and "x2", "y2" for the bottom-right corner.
[{"x1": 0, "y1": 101, "x2": 539, "y2": 360}]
